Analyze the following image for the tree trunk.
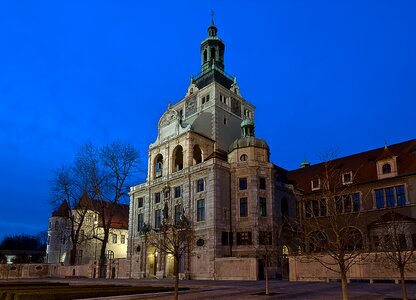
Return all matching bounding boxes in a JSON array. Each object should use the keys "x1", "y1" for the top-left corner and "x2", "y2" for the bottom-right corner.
[
  {"x1": 69, "y1": 245, "x2": 77, "y2": 265},
  {"x1": 174, "y1": 256, "x2": 179, "y2": 300},
  {"x1": 340, "y1": 271, "x2": 348, "y2": 300},
  {"x1": 399, "y1": 265, "x2": 408, "y2": 300},
  {"x1": 265, "y1": 265, "x2": 269, "y2": 295},
  {"x1": 99, "y1": 230, "x2": 109, "y2": 278}
]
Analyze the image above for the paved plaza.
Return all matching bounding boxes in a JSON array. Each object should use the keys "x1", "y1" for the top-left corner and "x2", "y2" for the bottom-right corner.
[{"x1": 3, "y1": 278, "x2": 415, "y2": 299}]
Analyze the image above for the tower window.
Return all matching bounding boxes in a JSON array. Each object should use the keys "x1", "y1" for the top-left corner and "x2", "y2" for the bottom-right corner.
[
  {"x1": 155, "y1": 192, "x2": 161, "y2": 204},
  {"x1": 196, "y1": 179, "x2": 205, "y2": 192},
  {"x1": 138, "y1": 197, "x2": 144, "y2": 208},
  {"x1": 203, "y1": 50, "x2": 207, "y2": 63},
  {"x1": 259, "y1": 197, "x2": 267, "y2": 217},
  {"x1": 240, "y1": 197, "x2": 248, "y2": 217},
  {"x1": 239, "y1": 178, "x2": 248, "y2": 190},
  {"x1": 197, "y1": 199, "x2": 205, "y2": 221},
  {"x1": 259, "y1": 177, "x2": 266, "y2": 190},
  {"x1": 210, "y1": 47, "x2": 216, "y2": 60}
]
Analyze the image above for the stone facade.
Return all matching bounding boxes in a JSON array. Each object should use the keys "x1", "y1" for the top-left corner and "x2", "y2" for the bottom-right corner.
[{"x1": 127, "y1": 21, "x2": 290, "y2": 280}]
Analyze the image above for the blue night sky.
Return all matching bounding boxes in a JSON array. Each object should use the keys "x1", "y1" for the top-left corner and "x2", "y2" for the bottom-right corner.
[{"x1": 0, "y1": 1, "x2": 415, "y2": 240}]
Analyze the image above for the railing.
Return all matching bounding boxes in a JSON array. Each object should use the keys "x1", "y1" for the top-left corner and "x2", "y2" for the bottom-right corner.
[{"x1": 192, "y1": 64, "x2": 235, "y2": 82}]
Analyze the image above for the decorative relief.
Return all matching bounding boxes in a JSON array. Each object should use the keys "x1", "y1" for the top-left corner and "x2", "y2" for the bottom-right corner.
[
  {"x1": 185, "y1": 96, "x2": 197, "y2": 117},
  {"x1": 159, "y1": 109, "x2": 178, "y2": 128},
  {"x1": 231, "y1": 97, "x2": 241, "y2": 117}
]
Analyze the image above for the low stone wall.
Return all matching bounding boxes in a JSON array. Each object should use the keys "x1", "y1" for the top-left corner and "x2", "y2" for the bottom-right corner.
[
  {"x1": 289, "y1": 252, "x2": 416, "y2": 283},
  {"x1": 0, "y1": 264, "x2": 51, "y2": 279},
  {"x1": 214, "y1": 257, "x2": 257, "y2": 280},
  {"x1": 0, "y1": 259, "x2": 130, "y2": 280}
]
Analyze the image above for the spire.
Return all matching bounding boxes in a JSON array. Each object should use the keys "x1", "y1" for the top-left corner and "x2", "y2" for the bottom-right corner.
[{"x1": 208, "y1": 11, "x2": 217, "y2": 36}]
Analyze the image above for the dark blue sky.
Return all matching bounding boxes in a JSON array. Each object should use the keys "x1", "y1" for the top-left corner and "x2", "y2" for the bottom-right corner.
[{"x1": 0, "y1": 1, "x2": 415, "y2": 240}]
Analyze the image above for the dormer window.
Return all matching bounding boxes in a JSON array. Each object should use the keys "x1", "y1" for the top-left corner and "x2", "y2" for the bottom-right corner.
[
  {"x1": 382, "y1": 163, "x2": 391, "y2": 174},
  {"x1": 376, "y1": 158, "x2": 398, "y2": 180},
  {"x1": 311, "y1": 179, "x2": 320, "y2": 191},
  {"x1": 342, "y1": 172, "x2": 352, "y2": 185}
]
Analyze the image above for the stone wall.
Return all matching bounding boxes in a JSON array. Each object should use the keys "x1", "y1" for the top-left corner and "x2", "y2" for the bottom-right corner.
[
  {"x1": 289, "y1": 252, "x2": 416, "y2": 283},
  {"x1": 0, "y1": 259, "x2": 130, "y2": 280},
  {"x1": 214, "y1": 257, "x2": 257, "y2": 280}
]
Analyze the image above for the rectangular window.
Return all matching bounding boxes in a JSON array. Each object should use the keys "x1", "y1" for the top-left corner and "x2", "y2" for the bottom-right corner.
[
  {"x1": 155, "y1": 192, "x2": 161, "y2": 204},
  {"x1": 372, "y1": 235, "x2": 381, "y2": 250},
  {"x1": 375, "y1": 185, "x2": 406, "y2": 209},
  {"x1": 396, "y1": 185, "x2": 406, "y2": 206},
  {"x1": 342, "y1": 172, "x2": 352, "y2": 184},
  {"x1": 197, "y1": 199, "x2": 205, "y2": 221},
  {"x1": 399, "y1": 234, "x2": 407, "y2": 250},
  {"x1": 155, "y1": 209, "x2": 161, "y2": 228},
  {"x1": 240, "y1": 197, "x2": 248, "y2": 217},
  {"x1": 385, "y1": 187, "x2": 395, "y2": 207},
  {"x1": 138, "y1": 213, "x2": 144, "y2": 232},
  {"x1": 220, "y1": 94, "x2": 226, "y2": 104},
  {"x1": 175, "y1": 204, "x2": 183, "y2": 225},
  {"x1": 311, "y1": 179, "x2": 320, "y2": 190},
  {"x1": 259, "y1": 177, "x2": 266, "y2": 190},
  {"x1": 319, "y1": 199, "x2": 327, "y2": 216},
  {"x1": 112, "y1": 234, "x2": 117, "y2": 244},
  {"x1": 375, "y1": 189, "x2": 385, "y2": 209},
  {"x1": 138, "y1": 197, "x2": 144, "y2": 208},
  {"x1": 201, "y1": 94, "x2": 210, "y2": 104},
  {"x1": 174, "y1": 186, "x2": 181, "y2": 198},
  {"x1": 239, "y1": 178, "x2": 248, "y2": 190},
  {"x1": 352, "y1": 193, "x2": 360, "y2": 212},
  {"x1": 221, "y1": 231, "x2": 233, "y2": 246},
  {"x1": 237, "y1": 231, "x2": 252, "y2": 245},
  {"x1": 259, "y1": 197, "x2": 267, "y2": 217},
  {"x1": 121, "y1": 235, "x2": 126, "y2": 244},
  {"x1": 197, "y1": 179, "x2": 205, "y2": 192}
]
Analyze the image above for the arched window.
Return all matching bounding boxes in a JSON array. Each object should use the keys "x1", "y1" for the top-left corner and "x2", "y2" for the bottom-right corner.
[
  {"x1": 308, "y1": 231, "x2": 327, "y2": 253},
  {"x1": 382, "y1": 163, "x2": 391, "y2": 174},
  {"x1": 193, "y1": 145, "x2": 202, "y2": 165},
  {"x1": 154, "y1": 154, "x2": 164, "y2": 178},
  {"x1": 240, "y1": 154, "x2": 248, "y2": 161},
  {"x1": 281, "y1": 197, "x2": 289, "y2": 218},
  {"x1": 341, "y1": 227, "x2": 363, "y2": 251},
  {"x1": 172, "y1": 146, "x2": 183, "y2": 172},
  {"x1": 203, "y1": 50, "x2": 207, "y2": 63},
  {"x1": 210, "y1": 47, "x2": 216, "y2": 61}
]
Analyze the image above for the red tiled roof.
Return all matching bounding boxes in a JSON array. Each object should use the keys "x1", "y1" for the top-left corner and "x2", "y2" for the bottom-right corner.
[
  {"x1": 286, "y1": 139, "x2": 416, "y2": 194},
  {"x1": 54, "y1": 192, "x2": 129, "y2": 230}
]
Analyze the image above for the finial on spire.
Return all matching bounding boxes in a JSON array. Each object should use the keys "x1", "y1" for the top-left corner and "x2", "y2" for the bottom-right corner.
[
  {"x1": 211, "y1": 10, "x2": 215, "y2": 24},
  {"x1": 384, "y1": 140, "x2": 388, "y2": 149}
]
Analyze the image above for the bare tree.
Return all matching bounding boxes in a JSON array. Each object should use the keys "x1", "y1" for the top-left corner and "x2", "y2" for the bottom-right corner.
[
  {"x1": 51, "y1": 140, "x2": 140, "y2": 271},
  {"x1": 50, "y1": 163, "x2": 91, "y2": 265},
  {"x1": 147, "y1": 212, "x2": 195, "y2": 300},
  {"x1": 371, "y1": 210, "x2": 416, "y2": 300},
  {"x1": 86, "y1": 140, "x2": 139, "y2": 278},
  {"x1": 298, "y1": 154, "x2": 367, "y2": 300}
]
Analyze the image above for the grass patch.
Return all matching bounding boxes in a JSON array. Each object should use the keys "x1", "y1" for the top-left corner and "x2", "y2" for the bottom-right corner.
[{"x1": 0, "y1": 283, "x2": 189, "y2": 300}]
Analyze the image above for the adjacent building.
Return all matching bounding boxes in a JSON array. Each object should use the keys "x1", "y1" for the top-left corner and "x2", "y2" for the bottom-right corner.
[{"x1": 46, "y1": 194, "x2": 129, "y2": 268}]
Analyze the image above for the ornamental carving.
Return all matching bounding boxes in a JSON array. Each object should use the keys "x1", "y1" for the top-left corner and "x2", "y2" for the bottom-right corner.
[
  {"x1": 185, "y1": 96, "x2": 197, "y2": 117},
  {"x1": 159, "y1": 109, "x2": 178, "y2": 128}
]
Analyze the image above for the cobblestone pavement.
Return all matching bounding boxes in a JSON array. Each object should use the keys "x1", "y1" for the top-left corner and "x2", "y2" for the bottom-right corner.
[{"x1": 3, "y1": 278, "x2": 416, "y2": 299}]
